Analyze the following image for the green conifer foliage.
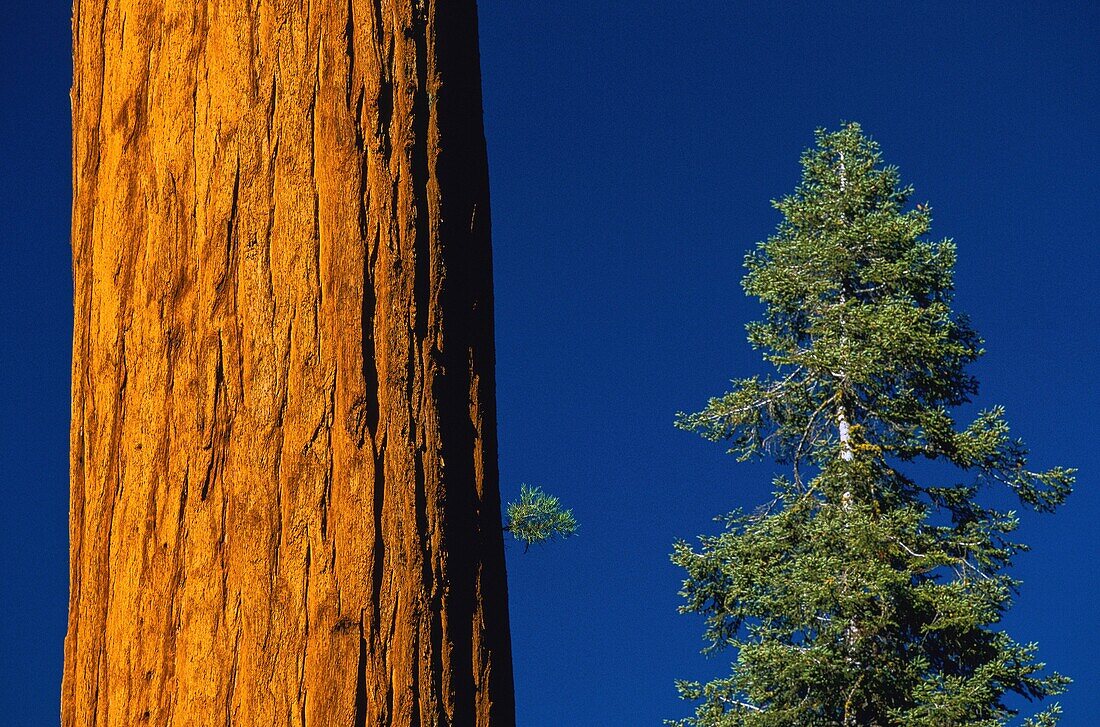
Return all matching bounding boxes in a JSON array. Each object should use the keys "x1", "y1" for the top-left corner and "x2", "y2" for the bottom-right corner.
[
  {"x1": 670, "y1": 124, "x2": 1073, "y2": 726},
  {"x1": 505, "y1": 485, "x2": 578, "y2": 550}
]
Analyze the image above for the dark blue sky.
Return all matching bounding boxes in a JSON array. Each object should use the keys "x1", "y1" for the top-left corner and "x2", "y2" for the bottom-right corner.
[{"x1": 2, "y1": 1, "x2": 1097, "y2": 724}]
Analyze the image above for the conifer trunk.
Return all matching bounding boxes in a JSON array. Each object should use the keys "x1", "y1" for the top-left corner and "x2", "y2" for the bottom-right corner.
[{"x1": 63, "y1": 1, "x2": 515, "y2": 725}]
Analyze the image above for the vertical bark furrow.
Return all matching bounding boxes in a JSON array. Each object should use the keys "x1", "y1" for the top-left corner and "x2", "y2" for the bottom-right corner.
[{"x1": 64, "y1": 1, "x2": 514, "y2": 725}]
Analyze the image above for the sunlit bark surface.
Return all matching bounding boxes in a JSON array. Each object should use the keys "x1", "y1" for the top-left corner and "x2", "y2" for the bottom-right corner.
[{"x1": 63, "y1": 1, "x2": 515, "y2": 724}]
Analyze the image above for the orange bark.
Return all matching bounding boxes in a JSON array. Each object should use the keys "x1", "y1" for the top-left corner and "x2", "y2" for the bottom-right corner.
[{"x1": 63, "y1": 1, "x2": 515, "y2": 724}]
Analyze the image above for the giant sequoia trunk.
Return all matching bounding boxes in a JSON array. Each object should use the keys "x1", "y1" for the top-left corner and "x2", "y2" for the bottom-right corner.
[{"x1": 63, "y1": 1, "x2": 515, "y2": 725}]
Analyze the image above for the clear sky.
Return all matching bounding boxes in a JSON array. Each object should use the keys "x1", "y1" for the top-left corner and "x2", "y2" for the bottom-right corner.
[{"x1": 2, "y1": 1, "x2": 1097, "y2": 725}]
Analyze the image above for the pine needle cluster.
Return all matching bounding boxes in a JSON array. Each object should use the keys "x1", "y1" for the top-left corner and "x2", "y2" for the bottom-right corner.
[{"x1": 506, "y1": 485, "x2": 578, "y2": 551}]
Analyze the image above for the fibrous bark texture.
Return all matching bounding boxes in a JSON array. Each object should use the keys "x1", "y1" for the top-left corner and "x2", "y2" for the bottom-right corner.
[{"x1": 63, "y1": 1, "x2": 515, "y2": 725}]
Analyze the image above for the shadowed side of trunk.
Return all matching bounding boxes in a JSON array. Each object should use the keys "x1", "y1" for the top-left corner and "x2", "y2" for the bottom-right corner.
[{"x1": 63, "y1": 1, "x2": 515, "y2": 724}]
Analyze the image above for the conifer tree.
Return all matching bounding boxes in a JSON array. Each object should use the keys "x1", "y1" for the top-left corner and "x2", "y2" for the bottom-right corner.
[{"x1": 670, "y1": 124, "x2": 1073, "y2": 726}]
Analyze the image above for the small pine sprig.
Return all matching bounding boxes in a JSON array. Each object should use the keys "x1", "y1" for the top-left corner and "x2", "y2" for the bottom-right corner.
[{"x1": 505, "y1": 485, "x2": 578, "y2": 551}]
